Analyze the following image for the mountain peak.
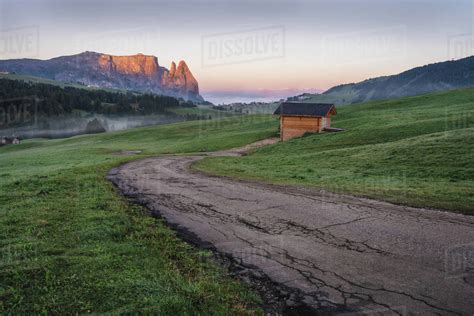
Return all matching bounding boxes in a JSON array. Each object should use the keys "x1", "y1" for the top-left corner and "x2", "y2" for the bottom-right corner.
[
  {"x1": 169, "y1": 61, "x2": 176, "y2": 77},
  {"x1": 176, "y1": 60, "x2": 190, "y2": 73},
  {"x1": 162, "y1": 59, "x2": 200, "y2": 100}
]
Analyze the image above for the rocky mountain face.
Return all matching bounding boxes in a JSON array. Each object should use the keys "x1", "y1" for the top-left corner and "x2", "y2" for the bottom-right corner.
[{"x1": 0, "y1": 51, "x2": 203, "y2": 101}]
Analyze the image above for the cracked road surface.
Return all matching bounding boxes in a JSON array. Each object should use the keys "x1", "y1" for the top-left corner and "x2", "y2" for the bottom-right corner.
[{"x1": 108, "y1": 142, "x2": 474, "y2": 315}]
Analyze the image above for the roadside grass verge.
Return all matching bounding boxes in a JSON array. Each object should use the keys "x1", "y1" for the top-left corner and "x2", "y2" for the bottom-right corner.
[
  {"x1": 194, "y1": 88, "x2": 474, "y2": 214},
  {"x1": 0, "y1": 115, "x2": 277, "y2": 314}
]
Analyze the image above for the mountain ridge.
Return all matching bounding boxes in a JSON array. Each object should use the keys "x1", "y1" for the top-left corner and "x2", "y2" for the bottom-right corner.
[
  {"x1": 290, "y1": 55, "x2": 474, "y2": 105},
  {"x1": 0, "y1": 51, "x2": 203, "y2": 102}
]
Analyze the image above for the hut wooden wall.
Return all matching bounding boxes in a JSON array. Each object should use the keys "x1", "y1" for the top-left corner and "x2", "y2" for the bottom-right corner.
[{"x1": 280, "y1": 116, "x2": 322, "y2": 141}]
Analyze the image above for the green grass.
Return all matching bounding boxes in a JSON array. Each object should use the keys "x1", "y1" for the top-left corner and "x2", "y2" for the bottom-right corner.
[
  {"x1": 303, "y1": 84, "x2": 360, "y2": 105},
  {"x1": 0, "y1": 115, "x2": 277, "y2": 314},
  {"x1": 194, "y1": 88, "x2": 474, "y2": 214},
  {"x1": 2, "y1": 87, "x2": 473, "y2": 314}
]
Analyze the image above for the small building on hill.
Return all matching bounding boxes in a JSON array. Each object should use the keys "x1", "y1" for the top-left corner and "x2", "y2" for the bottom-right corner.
[
  {"x1": 1, "y1": 136, "x2": 21, "y2": 146},
  {"x1": 273, "y1": 102, "x2": 337, "y2": 141}
]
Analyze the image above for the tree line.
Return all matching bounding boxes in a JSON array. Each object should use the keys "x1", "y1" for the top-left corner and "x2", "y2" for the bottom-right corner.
[{"x1": 0, "y1": 78, "x2": 190, "y2": 119}]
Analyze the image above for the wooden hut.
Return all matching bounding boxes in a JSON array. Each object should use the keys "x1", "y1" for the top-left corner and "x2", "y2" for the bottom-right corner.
[
  {"x1": 0, "y1": 136, "x2": 21, "y2": 146},
  {"x1": 274, "y1": 102, "x2": 337, "y2": 141}
]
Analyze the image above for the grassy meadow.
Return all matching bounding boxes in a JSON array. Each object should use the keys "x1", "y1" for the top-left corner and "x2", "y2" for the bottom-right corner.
[
  {"x1": 1, "y1": 86, "x2": 473, "y2": 314},
  {"x1": 0, "y1": 115, "x2": 276, "y2": 314},
  {"x1": 195, "y1": 88, "x2": 474, "y2": 213}
]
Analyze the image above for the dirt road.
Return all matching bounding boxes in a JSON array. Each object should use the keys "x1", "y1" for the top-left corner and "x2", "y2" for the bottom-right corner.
[{"x1": 108, "y1": 141, "x2": 474, "y2": 315}]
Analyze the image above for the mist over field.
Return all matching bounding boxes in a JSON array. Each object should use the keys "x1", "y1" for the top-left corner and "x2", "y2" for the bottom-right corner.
[
  {"x1": 0, "y1": 113, "x2": 188, "y2": 139},
  {"x1": 0, "y1": 76, "x2": 207, "y2": 139}
]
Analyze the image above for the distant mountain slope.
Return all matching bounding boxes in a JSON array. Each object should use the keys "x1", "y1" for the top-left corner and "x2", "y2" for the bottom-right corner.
[
  {"x1": 294, "y1": 56, "x2": 474, "y2": 105},
  {"x1": 0, "y1": 51, "x2": 203, "y2": 102}
]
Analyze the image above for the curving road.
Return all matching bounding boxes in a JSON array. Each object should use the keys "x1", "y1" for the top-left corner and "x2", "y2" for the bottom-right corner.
[{"x1": 108, "y1": 141, "x2": 474, "y2": 315}]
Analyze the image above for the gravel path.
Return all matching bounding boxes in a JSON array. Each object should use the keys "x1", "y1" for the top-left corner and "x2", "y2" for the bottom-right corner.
[{"x1": 108, "y1": 140, "x2": 474, "y2": 315}]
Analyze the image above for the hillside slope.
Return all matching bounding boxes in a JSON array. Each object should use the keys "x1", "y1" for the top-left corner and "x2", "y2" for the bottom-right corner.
[
  {"x1": 297, "y1": 56, "x2": 474, "y2": 105},
  {"x1": 195, "y1": 88, "x2": 474, "y2": 213}
]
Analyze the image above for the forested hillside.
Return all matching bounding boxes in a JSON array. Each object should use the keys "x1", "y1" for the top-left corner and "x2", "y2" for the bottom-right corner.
[{"x1": 0, "y1": 78, "x2": 186, "y2": 129}]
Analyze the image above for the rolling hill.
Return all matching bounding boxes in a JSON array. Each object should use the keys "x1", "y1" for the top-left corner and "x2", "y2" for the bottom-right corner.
[
  {"x1": 2, "y1": 86, "x2": 473, "y2": 315},
  {"x1": 290, "y1": 55, "x2": 474, "y2": 105},
  {"x1": 195, "y1": 87, "x2": 474, "y2": 213}
]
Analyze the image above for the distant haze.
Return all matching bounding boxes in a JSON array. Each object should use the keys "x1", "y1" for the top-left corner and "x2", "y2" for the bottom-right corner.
[
  {"x1": 202, "y1": 88, "x2": 323, "y2": 105},
  {"x1": 1, "y1": 0, "x2": 474, "y2": 102}
]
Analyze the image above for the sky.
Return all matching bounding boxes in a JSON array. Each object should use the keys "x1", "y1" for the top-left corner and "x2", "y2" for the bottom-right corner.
[{"x1": 1, "y1": 0, "x2": 474, "y2": 103}]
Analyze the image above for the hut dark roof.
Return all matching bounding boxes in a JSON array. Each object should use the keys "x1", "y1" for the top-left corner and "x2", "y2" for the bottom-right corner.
[{"x1": 274, "y1": 102, "x2": 336, "y2": 117}]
